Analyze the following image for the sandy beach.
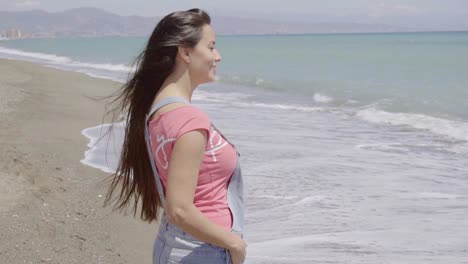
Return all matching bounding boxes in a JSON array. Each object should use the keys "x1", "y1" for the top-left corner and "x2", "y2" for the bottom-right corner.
[{"x1": 0, "y1": 58, "x2": 158, "y2": 263}]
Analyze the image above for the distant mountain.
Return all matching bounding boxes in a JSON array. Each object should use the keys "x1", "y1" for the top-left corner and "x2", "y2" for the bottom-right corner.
[
  {"x1": 0, "y1": 8, "x2": 157, "y2": 37},
  {"x1": 0, "y1": 7, "x2": 412, "y2": 37},
  {"x1": 212, "y1": 16, "x2": 410, "y2": 35}
]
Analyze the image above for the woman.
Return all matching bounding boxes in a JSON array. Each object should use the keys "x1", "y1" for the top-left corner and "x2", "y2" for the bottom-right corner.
[{"x1": 103, "y1": 8, "x2": 247, "y2": 264}]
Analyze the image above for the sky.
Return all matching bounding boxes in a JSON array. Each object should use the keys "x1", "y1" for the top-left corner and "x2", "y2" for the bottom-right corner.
[{"x1": 2, "y1": 0, "x2": 468, "y2": 30}]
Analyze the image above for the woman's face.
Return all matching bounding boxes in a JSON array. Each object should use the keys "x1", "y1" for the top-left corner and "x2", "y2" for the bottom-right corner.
[{"x1": 188, "y1": 24, "x2": 222, "y2": 85}]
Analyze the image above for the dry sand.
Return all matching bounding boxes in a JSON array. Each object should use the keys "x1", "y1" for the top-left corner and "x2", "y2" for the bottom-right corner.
[{"x1": 0, "y1": 58, "x2": 158, "y2": 263}]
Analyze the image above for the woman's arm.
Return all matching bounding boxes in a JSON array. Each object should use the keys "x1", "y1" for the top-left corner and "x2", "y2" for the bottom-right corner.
[{"x1": 164, "y1": 128, "x2": 241, "y2": 250}]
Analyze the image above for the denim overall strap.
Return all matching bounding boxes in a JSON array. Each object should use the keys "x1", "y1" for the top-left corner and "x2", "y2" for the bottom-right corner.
[
  {"x1": 227, "y1": 158, "x2": 244, "y2": 235},
  {"x1": 144, "y1": 96, "x2": 191, "y2": 211}
]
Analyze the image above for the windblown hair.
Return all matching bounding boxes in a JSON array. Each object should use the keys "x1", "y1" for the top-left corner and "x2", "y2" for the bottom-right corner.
[{"x1": 102, "y1": 8, "x2": 211, "y2": 223}]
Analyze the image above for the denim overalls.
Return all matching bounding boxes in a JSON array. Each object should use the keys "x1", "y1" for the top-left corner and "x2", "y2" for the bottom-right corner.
[{"x1": 144, "y1": 96, "x2": 245, "y2": 264}]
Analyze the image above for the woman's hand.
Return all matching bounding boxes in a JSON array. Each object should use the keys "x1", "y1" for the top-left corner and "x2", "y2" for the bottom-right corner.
[{"x1": 227, "y1": 234, "x2": 247, "y2": 264}]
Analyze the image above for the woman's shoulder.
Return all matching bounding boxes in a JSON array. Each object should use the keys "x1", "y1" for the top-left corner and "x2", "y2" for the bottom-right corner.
[
  {"x1": 150, "y1": 104, "x2": 208, "y2": 121},
  {"x1": 153, "y1": 104, "x2": 211, "y2": 128},
  {"x1": 173, "y1": 104, "x2": 210, "y2": 120},
  {"x1": 160, "y1": 105, "x2": 212, "y2": 138}
]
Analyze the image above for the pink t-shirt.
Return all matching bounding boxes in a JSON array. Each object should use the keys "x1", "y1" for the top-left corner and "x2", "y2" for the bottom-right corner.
[{"x1": 148, "y1": 105, "x2": 238, "y2": 231}]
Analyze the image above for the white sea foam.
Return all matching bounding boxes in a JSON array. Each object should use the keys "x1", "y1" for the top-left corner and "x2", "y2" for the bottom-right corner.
[
  {"x1": 0, "y1": 46, "x2": 71, "y2": 63},
  {"x1": 252, "y1": 195, "x2": 299, "y2": 200},
  {"x1": 398, "y1": 192, "x2": 464, "y2": 200},
  {"x1": 313, "y1": 93, "x2": 334, "y2": 103},
  {"x1": 233, "y1": 101, "x2": 327, "y2": 112},
  {"x1": 68, "y1": 61, "x2": 131, "y2": 72},
  {"x1": 76, "y1": 71, "x2": 124, "y2": 82},
  {"x1": 354, "y1": 143, "x2": 410, "y2": 153},
  {"x1": 293, "y1": 195, "x2": 326, "y2": 205},
  {"x1": 417, "y1": 192, "x2": 462, "y2": 200},
  {"x1": 80, "y1": 122, "x2": 125, "y2": 174},
  {"x1": 355, "y1": 143, "x2": 403, "y2": 149},
  {"x1": 356, "y1": 107, "x2": 468, "y2": 141},
  {"x1": 193, "y1": 90, "x2": 254, "y2": 103},
  {"x1": 0, "y1": 46, "x2": 132, "y2": 74}
]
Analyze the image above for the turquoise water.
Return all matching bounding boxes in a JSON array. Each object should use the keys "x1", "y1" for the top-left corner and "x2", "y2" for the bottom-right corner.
[
  {"x1": 3, "y1": 32, "x2": 468, "y2": 263},
  {"x1": 1, "y1": 32, "x2": 467, "y2": 121}
]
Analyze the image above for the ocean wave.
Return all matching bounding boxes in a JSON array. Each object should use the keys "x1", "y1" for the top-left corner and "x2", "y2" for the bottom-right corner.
[
  {"x1": 194, "y1": 88, "x2": 333, "y2": 113},
  {"x1": 0, "y1": 46, "x2": 71, "y2": 63},
  {"x1": 399, "y1": 192, "x2": 465, "y2": 200},
  {"x1": 76, "y1": 71, "x2": 124, "y2": 83},
  {"x1": 251, "y1": 195, "x2": 299, "y2": 200},
  {"x1": 0, "y1": 46, "x2": 132, "y2": 73},
  {"x1": 233, "y1": 101, "x2": 328, "y2": 112},
  {"x1": 356, "y1": 107, "x2": 468, "y2": 141},
  {"x1": 354, "y1": 143, "x2": 409, "y2": 153},
  {"x1": 293, "y1": 195, "x2": 326, "y2": 205},
  {"x1": 313, "y1": 93, "x2": 334, "y2": 103},
  {"x1": 354, "y1": 142, "x2": 462, "y2": 155},
  {"x1": 193, "y1": 90, "x2": 254, "y2": 103},
  {"x1": 217, "y1": 75, "x2": 281, "y2": 90},
  {"x1": 417, "y1": 192, "x2": 462, "y2": 200},
  {"x1": 80, "y1": 122, "x2": 125, "y2": 174},
  {"x1": 69, "y1": 61, "x2": 131, "y2": 72}
]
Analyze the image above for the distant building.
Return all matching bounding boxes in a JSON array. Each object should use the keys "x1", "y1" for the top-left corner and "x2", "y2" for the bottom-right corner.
[{"x1": 5, "y1": 28, "x2": 23, "y2": 38}]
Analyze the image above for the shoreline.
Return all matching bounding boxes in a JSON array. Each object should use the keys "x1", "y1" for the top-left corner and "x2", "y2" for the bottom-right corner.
[{"x1": 0, "y1": 58, "x2": 157, "y2": 263}]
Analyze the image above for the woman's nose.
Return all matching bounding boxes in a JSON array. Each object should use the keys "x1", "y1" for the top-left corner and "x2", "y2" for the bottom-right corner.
[{"x1": 215, "y1": 50, "x2": 222, "y2": 62}]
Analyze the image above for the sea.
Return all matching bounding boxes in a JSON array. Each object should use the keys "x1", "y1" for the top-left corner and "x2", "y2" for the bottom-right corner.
[{"x1": 1, "y1": 31, "x2": 467, "y2": 263}]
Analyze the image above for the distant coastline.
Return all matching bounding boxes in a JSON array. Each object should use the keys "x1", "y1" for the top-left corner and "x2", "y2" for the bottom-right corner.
[{"x1": 1, "y1": 30, "x2": 468, "y2": 40}]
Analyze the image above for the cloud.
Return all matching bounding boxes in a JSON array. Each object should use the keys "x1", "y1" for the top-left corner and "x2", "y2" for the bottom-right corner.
[
  {"x1": 368, "y1": 2, "x2": 426, "y2": 18},
  {"x1": 393, "y1": 4, "x2": 425, "y2": 15},
  {"x1": 14, "y1": 0, "x2": 40, "y2": 8}
]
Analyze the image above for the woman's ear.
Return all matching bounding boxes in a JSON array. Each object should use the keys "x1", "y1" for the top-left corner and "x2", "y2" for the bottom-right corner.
[{"x1": 177, "y1": 46, "x2": 191, "y2": 64}]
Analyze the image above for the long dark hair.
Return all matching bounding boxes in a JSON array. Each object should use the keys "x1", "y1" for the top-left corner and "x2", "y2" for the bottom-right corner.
[{"x1": 102, "y1": 8, "x2": 211, "y2": 223}]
